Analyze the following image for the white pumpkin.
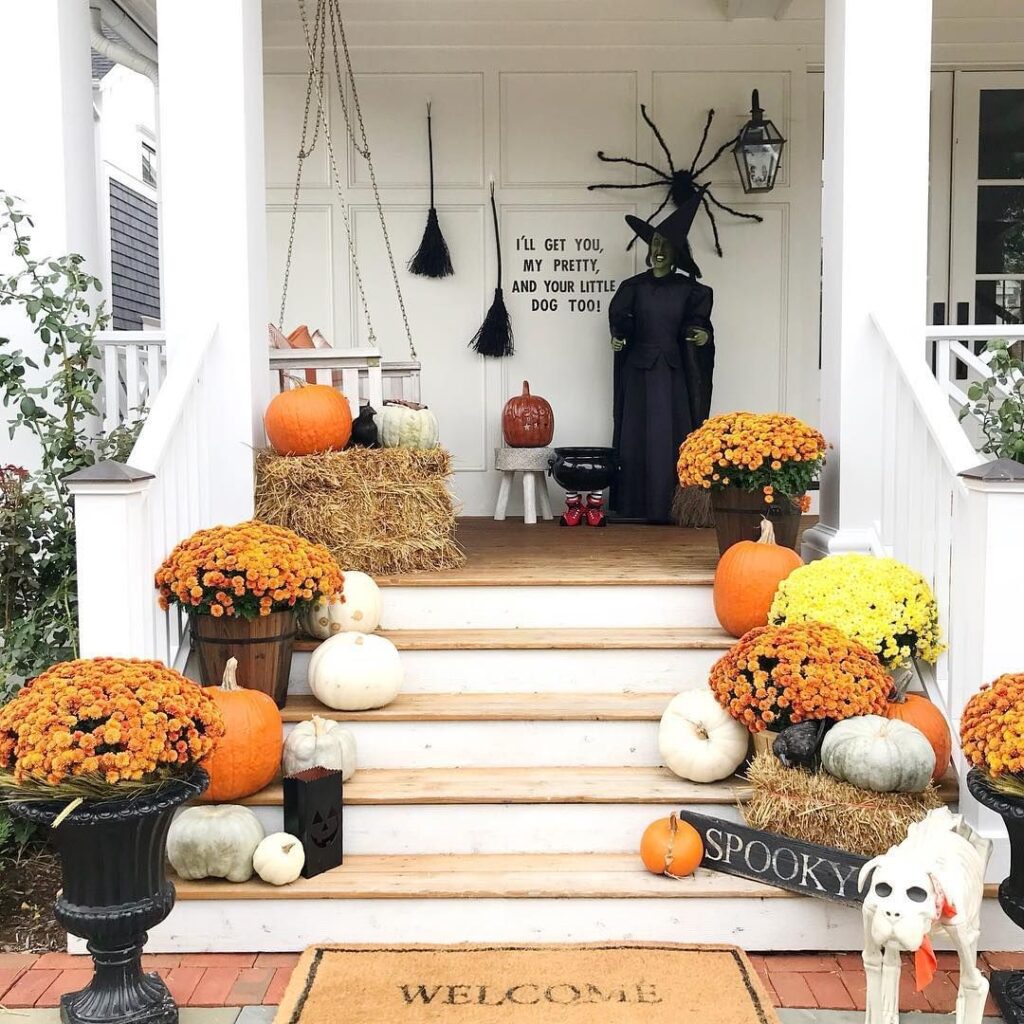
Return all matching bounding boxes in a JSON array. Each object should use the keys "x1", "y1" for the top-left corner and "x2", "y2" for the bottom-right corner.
[
  {"x1": 283, "y1": 715, "x2": 357, "y2": 779},
  {"x1": 166, "y1": 805, "x2": 265, "y2": 882},
  {"x1": 252, "y1": 832, "x2": 305, "y2": 886},
  {"x1": 302, "y1": 571, "x2": 382, "y2": 638},
  {"x1": 821, "y1": 715, "x2": 935, "y2": 793},
  {"x1": 658, "y1": 689, "x2": 751, "y2": 783},
  {"x1": 379, "y1": 402, "x2": 439, "y2": 450},
  {"x1": 308, "y1": 632, "x2": 403, "y2": 711}
]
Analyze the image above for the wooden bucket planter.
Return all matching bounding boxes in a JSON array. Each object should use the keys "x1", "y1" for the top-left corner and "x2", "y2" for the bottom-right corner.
[
  {"x1": 191, "y1": 609, "x2": 296, "y2": 709},
  {"x1": 711, "y1": 486, "x2": 803, "y2": 555}
]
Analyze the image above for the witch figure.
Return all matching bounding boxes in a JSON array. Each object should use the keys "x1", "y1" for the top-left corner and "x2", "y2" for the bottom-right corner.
[{"x1": 609, "y1": 191, "x2": 715, "y2": 523}]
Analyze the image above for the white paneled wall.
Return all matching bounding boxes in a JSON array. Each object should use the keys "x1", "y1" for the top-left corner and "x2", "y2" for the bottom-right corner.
[{"x1": 263, "y1": 23, "x2": 821, "y2": 514}]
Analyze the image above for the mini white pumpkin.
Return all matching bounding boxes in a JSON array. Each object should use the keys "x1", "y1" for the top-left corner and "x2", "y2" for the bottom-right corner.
[
  {"x1": 166, "y1": 805, "x2": 265, "y2": 882},
  {"x1": 302, "y1": 571, "x2": 382, "y2": 638},
  {"x1": 308, "y1": 632, "x2": 403, "y2": 711},
  {"x1": 283, "y1": 714, "x2": 357, "y2": 779},
  {"x1": 252, "y1": 832, "x2": 305, "y2": 886},
  {"x1": 821, "y1": 715, "x2": 935, "y2": 793},
  {"x1": 658, "y1": 689, "x2": 751, "y2": 783},
  {"x1": 379, "y1": 401, "x2": 439, "y2": 450}
]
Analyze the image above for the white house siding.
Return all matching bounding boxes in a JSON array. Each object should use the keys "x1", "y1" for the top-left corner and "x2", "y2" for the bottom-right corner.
[{"x1": 261, "y1": 0, "x2": 1024, "y2": 516}]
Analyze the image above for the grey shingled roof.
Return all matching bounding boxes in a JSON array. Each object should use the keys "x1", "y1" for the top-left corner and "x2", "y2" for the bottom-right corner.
[{"x1": 109, "y1": 178, "x2": 160, "y2": 330}]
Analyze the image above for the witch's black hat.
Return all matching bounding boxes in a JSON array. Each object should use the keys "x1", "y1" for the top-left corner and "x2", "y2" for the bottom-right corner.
[{"x1": 625, "y1": 188, "x2": 705, "y2": 277}]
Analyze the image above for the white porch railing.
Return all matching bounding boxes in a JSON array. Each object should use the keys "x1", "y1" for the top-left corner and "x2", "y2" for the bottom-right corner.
[
  {"x1": 95, "y1": 329, "x2": 167, "y2": 432},
  {"x1": 68, "y1": 325, "x2": 216, "y2": 671},
  {"x1": 876, "y1": 313, "x2": 1024, "y2": 875},
  {"x1": 928, "y1": 324, "x2": 1024, "y2": 422}
]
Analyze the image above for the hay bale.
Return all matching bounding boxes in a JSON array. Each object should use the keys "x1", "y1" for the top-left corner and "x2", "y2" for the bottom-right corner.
[
  {"x1": 254, "y1": 447, "x2": 465, "y2": 577},
  {"x1": 671, "y1": 484, "x2": 715, "y2": 528},
  {"x1": 743, "y1": 753, "x2": 944, "y2": 857}
]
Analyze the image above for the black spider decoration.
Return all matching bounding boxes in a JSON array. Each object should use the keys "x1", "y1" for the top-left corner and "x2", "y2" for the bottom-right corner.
[{"x1": 588, "y1": 104, "x2": 762, "y2": 259}]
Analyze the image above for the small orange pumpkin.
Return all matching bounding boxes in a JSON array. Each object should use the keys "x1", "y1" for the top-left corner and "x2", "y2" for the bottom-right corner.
[
  {"x1": 264, "y1": 384, "x2": 353, "y2": 456},
  {"x1": 200, "y1": 658, "x2": 283, "y2": 802},
  {"x1": 640, "y1": 813, "x2": 704, "y2": 879},
  {"x1": 885, "y1": 692, "x2": 952, "y2": 782},
  {"x1": 502, "y1": 381, "x2": 554, "y2": 448},
  {"x1": 714, "y1": 518, "x2": 803, "y2": 638}
]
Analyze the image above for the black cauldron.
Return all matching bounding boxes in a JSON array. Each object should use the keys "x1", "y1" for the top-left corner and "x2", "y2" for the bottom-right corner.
[{"x1": 547, "y1": 447, "x2": 617, "y2": 492}]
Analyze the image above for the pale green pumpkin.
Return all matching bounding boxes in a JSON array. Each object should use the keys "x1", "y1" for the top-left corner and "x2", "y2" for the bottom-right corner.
[
  {"x1": 820, "y1": 715, "x2": 935, "y2": 793},
  {"x1": 379, "y1": 402, "x2": 439, "y2": 450}
]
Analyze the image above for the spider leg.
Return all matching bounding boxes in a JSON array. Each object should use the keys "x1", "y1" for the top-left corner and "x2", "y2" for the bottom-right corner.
[
  {"x1": 690, "y1": 109, "x2": 715, "y2": 173},
  {"x1": 640, "y1": 104, "x2": 676, "y2": 175},
  {"x1": 587, "y1": 180, "x2": 670, "y2": 192},
  {"x1": 700, "y1": 195, "x2": 724, "y2": 258},
  {"x1": 705, "y1": 189, "x2": 764, "y2": 223},
  {"x1": 595, "y1": 151, "x2": 668, "y2": 180},
  {"x1": 694, "y1": 131, "x2": 743, "y2": 178}
]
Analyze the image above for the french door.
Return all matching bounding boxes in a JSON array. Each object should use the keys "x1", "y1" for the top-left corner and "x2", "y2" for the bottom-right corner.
[{"x1": 949, "y1": 71, "x2": 1024, "y2": 328}]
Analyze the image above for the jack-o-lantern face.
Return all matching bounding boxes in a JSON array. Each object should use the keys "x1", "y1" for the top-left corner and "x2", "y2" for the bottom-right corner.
[{"x1": 310, "y1": 806, "x2": 340, "y2": 849}]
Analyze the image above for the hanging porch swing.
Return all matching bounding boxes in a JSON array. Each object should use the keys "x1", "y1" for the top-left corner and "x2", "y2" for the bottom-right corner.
[{"x1": 274, "y1": 0, "x2": 421, "y2": 406}]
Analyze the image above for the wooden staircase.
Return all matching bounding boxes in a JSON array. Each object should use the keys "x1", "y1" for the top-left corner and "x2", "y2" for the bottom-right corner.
[{"x1": 143, "y1": 521, "x2": 1018, "y2": 953}]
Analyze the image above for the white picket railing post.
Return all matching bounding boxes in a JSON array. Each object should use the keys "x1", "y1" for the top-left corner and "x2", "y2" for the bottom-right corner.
[
  {"x1": 65, "y1": 462, "x2": 155, "y2": 660},
  {"x1": 951, "y1": 460, "x2": 1024, "y2": 878}
]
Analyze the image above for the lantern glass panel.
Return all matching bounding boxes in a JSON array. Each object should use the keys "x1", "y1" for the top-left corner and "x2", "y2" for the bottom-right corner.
[{"x1": 734, "y1": 120, "x2": 785, "y2": 193}]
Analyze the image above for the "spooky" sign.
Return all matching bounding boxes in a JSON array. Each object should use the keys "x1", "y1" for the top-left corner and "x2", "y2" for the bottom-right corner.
[{"x1": 677, "y1": 810, "x2": 868, "y2": 906}]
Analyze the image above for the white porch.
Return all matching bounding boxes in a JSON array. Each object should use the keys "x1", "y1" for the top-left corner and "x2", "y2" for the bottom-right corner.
[{"x1": 3, "y1": 0, "x2": 1024, "y2": 951}]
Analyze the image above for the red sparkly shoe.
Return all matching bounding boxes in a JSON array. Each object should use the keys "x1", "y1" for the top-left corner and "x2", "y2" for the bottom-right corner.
[
  {"x1": 560, "y1": 492, "x2": 585, "y2": 527},
  {"x1": 584, "y1": 491, "x2": 607, "y2": 527}
]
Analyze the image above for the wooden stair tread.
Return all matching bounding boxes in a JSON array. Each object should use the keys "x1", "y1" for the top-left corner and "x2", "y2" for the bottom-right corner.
[
  {"x1": 237, "y1": 765, "x2": 959, "y2": 806},
  {"x1": 171, "y1": 853, "x2": 788, "y2": 900},
  {"x1": 294, "y1": 627, "x2": 733, "y2": 653},
  {"x1": 280, "y1": 692, "x2": 674, "y2": 722}
]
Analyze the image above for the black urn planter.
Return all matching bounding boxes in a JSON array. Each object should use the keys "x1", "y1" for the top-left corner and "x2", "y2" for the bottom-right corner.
[
  {"x1": 967, "y1": 768, "x2": 1024, "y2": 1024},
  {"x1": 10, "y1": 769, "x2": 207, "y2": 1024}
]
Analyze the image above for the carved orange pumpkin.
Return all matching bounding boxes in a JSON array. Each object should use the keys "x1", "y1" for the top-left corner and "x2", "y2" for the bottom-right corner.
[
  {"x1": 713, "y1": 518, "x2": 803, "y2": 638},
  {"x1": 885, "y1": 693, "x2": 952, "y2": 782},
  {"x1": 265, "y1": 384, "x2": 352, "y2": 456},
  {"x1": 502, "y1": 381, "x2": 554, "y2": 448},
  {"x1": 640, "y1": 813, "x2": 704, "y2": 879},
  {"x1": 201, "y1": 658, "x2": 283, "y2": 802}
]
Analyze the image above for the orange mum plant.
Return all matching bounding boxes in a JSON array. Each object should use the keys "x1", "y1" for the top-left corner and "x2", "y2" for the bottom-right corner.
[
  {"x1": 677, "y1": 412, "x2": 827, "y2": 512},
  {"x1": 961, "y1": 674, "x2": 1024, "y2": 796},
  {"x1": 156, "y1": 520, "x2": 343, "y2": 620},
  {"x1": 709, "y1": 622, "x2": 891, "y2": 733},
  {"x1": 0, "y1": 658, "x2": 224, "y2": 800}
]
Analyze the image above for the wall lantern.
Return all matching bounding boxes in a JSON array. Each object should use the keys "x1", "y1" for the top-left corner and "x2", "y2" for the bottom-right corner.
[{"x1": 733, "y1": 89, "x2": 786, "y2": 193}]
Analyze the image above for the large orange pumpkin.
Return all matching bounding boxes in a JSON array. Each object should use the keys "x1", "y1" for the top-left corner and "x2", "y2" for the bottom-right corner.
[
  {"x1": 714, "y1": 518, "x2": 803, "y2": 638},
  {"x1": 264, "y1": 384, "x2": 353, "y2": 456},
  {"x1": 200, "y1": 658, "x2": 283, "y2": 802},
  {"x1": 640, "y1": 813, "x2": 704, "y2": 879},
  {"x1": 885, "y1": 693, "x2": 952, "y2": 782}
]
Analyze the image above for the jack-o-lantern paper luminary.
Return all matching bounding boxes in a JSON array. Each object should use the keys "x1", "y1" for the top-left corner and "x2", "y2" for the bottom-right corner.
[{"x1": 283, "y1": 766, "x2": 343, "y2": 879}]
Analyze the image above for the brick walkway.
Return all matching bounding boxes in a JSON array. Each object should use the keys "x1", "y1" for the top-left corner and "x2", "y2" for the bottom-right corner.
[{"x1": 0, "y1": 951, "x2": 1018, "y2": 1014}]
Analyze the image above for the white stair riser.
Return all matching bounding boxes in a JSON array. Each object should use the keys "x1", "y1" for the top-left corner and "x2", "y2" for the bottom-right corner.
[
  {"x1": 289, "y1": 649, "x2": 724, "y2": 694},
  {"x1": 282, "y1": 720, "x2": 664, "y2": 768},
  {"x1": 378, "y1": 585, "x2": 717, "y2": 630},
  {"x1": 246, "y1": 802, "x2": 742, "y2": 855},
  {"x1": 139, "y1": 897, "x2": 1024, "y2": 953}
]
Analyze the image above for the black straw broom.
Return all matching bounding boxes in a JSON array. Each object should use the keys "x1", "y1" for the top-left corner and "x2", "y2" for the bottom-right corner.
[
  {"x1": 469, "y1": 180, "x2": 514, "y2": 358},
  {"x1": 408, "y1": 102, "x2": 454, "y2": 278}
]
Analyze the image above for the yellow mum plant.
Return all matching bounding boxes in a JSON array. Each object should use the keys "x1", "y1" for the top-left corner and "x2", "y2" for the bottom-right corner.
[
  {"x1": 0, "y1": 658, "x2": 224, "y2": 799},
  {"x1": 156, "y1": 520, "x2": 343, "y2": 620},
  {"x1": 961, "y1": 675, "x2": 1024, "y2": 795},
  {"x1": 677, "y1": 412, "x2": 826, "y2": 512},
  {"x1": 769, "y1": 553, "x2": 944, "y2": 669},
  {"x1": 709, "y1": 622, "x2": 891, "y2": 733}
]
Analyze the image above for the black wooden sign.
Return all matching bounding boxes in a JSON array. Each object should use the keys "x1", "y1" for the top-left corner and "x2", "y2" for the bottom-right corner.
[{"x1": 676, "y1": 810, "x2": 868, "y2": 907}]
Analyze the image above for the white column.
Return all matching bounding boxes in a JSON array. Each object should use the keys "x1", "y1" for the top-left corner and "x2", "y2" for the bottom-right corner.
[
  {"x1": 803, "y1": 0, "x2": 933, "y2": 558},
  {"x1": 0, "y1": 0, "x2": 101, "y2": 472},
  {"x1": 157, "y1": 0, "x2": 269, "y2": 523}
]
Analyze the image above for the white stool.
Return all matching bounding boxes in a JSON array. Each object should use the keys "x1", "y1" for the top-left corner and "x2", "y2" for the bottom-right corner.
[{"x1": 494, "y1": 447, "x2": 554, "y2": 525}]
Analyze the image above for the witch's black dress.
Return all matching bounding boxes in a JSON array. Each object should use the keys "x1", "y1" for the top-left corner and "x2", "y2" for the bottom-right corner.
[{"x1": 609, "y1": 269, "x2": 715, "y2": 523}]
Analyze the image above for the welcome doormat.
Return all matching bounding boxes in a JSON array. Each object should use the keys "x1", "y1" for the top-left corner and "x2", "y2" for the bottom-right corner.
[{"x1": 273, "y1": 943, "x2": 778, "y2": 1024}]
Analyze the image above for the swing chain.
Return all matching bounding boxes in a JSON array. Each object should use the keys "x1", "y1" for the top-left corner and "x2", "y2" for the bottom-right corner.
[{"x1": 281, "y1": 0, "x2": 417, "y2": 361}]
